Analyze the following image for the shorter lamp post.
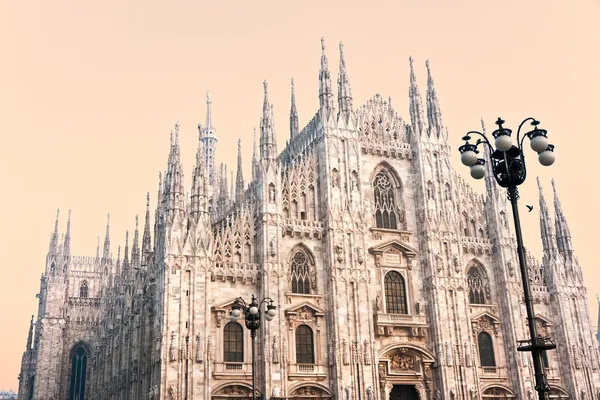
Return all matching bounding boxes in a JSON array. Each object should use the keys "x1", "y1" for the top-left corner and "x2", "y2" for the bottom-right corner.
[
  {"x1": 230, "y1": 295, "x2": 277, "y2": 400},
  {"x1": 458, "y1": 117, "x2": 556, "y2": 400}
]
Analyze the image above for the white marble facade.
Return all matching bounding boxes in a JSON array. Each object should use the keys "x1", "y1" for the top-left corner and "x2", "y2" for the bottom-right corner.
[{"x1": 18, "y1": 39, "x2": 600, "y2": 400}]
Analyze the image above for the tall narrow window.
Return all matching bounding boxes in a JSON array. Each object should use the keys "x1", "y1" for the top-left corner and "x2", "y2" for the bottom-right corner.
[
  {"x1": 69, "y1": 344, "x2": 88, "y2": 400},
  {"x1": 384, "y1": 271, "x2": 407, "y2": 314},
  {"x1": 79, "y1": 281, "x2": 88, "y2": 298},
  {"x1": 542, "y1": 350, "x2": 549, "y2": 368},
  {"x1": 295, "y1": 325, "x2": 315, "y2": 364},
  {"x1": 291, "y1": 250, "x2": 311, "y2": 294},
  {"x1": 467, "y1": 267, "x2": 486, "y2": 304},
  {"x1": 373, "y1": 171, "x2": 398, "y2": 229},
  {"x1": 224, "y1": 322, "x2": 244, "y2": 362},
  {"x1": 478, "y1": 332, "x2": 496, "y2": 367}
]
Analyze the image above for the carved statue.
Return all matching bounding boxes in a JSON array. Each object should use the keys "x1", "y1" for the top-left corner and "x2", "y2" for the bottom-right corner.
[
  {"x1": 345, "y1": 386, "x2": 353, "y2": 400},
  {"x1": 272, "y1": 385, "x2": 281, "y2": 398},
  {"x1": 366, "y1": 387, "x2": 374, "y2": 400},
  {"x1": 310, "y1": 270, "x2": 317, "y2": 289},
  {"x1": 272, "y1": 336, "x2": 279, "y2": 364},
  {"x1": 269, "y1": 185, "x2": 276, "y2": 203},
  {"x1": 195, "y1": 335, "x2": 203, "y2": 363},
  {"x1": 335, "y1": 243, "x2": 344, "y2": 262},
  {"x1": 434, "y1": 389, "x2": 442, "y2": 400},
  {"x1": 376, "y1": 296, "x2": 383, "y2": 312},
  {"x1": 364, "y1": 340, "x2": 372, "y2": 365},
  {"x1": 343, "y1": 339, "x2": 350, "y2": 365},
  {"x1": 169, "y1": 331, "x2": 177, "y2": 362},
  {"x1": 356, "y1": 247, "x2": 364, "y2": 264}
]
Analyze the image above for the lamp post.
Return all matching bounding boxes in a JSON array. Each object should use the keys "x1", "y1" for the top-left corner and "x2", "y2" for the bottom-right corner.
[
  {"x1": 458, "y1": 117, "x2": 557, "y2": 400},
  {"x1": 230, "y1": 295, "x2": 277, "y2": 400}
]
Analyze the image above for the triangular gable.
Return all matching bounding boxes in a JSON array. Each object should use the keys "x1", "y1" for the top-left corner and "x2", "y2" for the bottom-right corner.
[
  {"x1": 534, "y1": 314, "x2": 554, "y2": 326},
  {"x1": 212, "y1": 299, "x2": 239, "y2": 312},
  {"x1": 368, "y1": 239, "x2": 418, "y2": 257},
  {"x1": 285, "y1": 301, "x2": 326, "y2": 316},
  {"x1": 471, "y1": 310, "x2": 501, "y2": 323}
]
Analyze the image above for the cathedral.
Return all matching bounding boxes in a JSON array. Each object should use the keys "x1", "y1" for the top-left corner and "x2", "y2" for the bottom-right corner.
[{"x1": 17, "y1": 38, "x2": 600, "y2": 400}]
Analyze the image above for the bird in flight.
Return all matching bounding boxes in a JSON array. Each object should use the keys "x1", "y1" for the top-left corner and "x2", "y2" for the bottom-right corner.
[{"x1": 526, "y1": 205, "x2": 534, "y2": 212}]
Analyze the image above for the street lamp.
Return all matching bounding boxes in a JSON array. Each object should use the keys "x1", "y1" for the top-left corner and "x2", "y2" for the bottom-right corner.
[
  {"x1": 458, "y1": 117, "x2": 557, "y2": 400},
  {"x1": 230, "y1": 295, "x2": 277, "y2": 400}
]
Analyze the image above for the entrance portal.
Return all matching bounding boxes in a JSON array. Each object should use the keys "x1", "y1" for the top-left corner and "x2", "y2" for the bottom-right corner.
[{"x1": 389, "y1": 385, "x2": 418, "y2": 400}]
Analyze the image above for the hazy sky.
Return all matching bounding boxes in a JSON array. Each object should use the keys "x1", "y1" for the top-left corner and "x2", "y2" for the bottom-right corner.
[{"x1": 1, "y1": 0, "x2": 598, "y2": 391}]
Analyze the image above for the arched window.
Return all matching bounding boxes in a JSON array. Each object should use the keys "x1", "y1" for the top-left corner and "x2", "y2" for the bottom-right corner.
[
  {"x1": 79, "y1": 281, "x2": 88, "y2": 298},
  {"x1": 373, "y1": 171, "x2": 398, "y2": 229},
  {"x1": 223, "y1": 322, "x2": 244, "y2": 362},
  {"x1": 295, "y1": 325, "x2": 315, "y2": 364},
  {"x1": 384, "y1": 271, "x2": 407, "y2": 314},
  {"x1": 478, "y1": 332, "x2": 496, "y2": 367},
  {"x1": 542, "y1": 350, "x2": 549, "y2": 368},
  {"x1": 467, "y1": 266, "x2": 486, "y2": 304},
  {"x1": 69, "y1": 343, "x2": 89, "y2": 400},
  {"x1": 291, "y1": 250, "x2": 311, "y2": 294}
]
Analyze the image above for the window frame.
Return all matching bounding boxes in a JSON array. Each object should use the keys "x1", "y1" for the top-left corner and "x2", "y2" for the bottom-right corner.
[
  {"x1": 384, "y1": 271, "x2": 408, "y2": 315},
  {"x1": 295, "y1": 324, "x2": 315, "y2": 364},
  {"x1": 223, "y1": 321, "x2": 244, "y2": 363}
]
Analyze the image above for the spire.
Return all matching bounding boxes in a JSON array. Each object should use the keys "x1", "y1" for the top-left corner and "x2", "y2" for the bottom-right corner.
[
  {"x1": 164, "y1": 122, "x2": 185, "y2": 217},
  {"x1": 408, "y1": 56, "x2": 425, "y2": 136},
  {"x1": 63, "y1": 210, "x2": 71, "y2": 257},
  {"x1": 537, "y1": 178, "x2": 559, "y2": 258},
  {"x1": 259, "y1": 80, "x2": 277, "y2": 161},
  {"x1": 236, "y1": 139, "x2": 245, "y2": 204},
  {"x1": 205, "y1": 91, "x2": 214, "y2": 129},
  {"x1": 252, "y1": 127, "x2": 258, "y2": 181},
  {"x1": 425, "y1": 59, "x2": 444, "y2": 138},
  {"x1": 131, "y1": 215, "x2": 140, "y2": 268},
  {"x1": 115, "y1": 245, "x2": 121, "y2": 277},
  {"x1": 318, "y1": 37, "x2": 335, "y2": 118},
  {"x1": 25, "y1": 315, "x2": 34, "y2": 350},
  {"x1": 142, "y1": 193, "x2": 152, "y2": 266},
  {"x1": 95, "y1": 236, "x2": 100, "y2": 260},
  {"x1": 200, "y1": 93, "x2": 218, "y2": 187},
  {"x1": 337, "y1": 41, "x2": 353, "y2": 121},
  {"x1": 191, "y1": 136, "x2": 210, "y2": 219},
  {"x1": 122, "y1": 230, "x2": 130, "y2": 276},
  {"x1": 552, "y1": 179, "x2": 574, "y2": 261},
  {"x1": 154, "y1": 172, "x2": 163, "y2": 249},
  {"x1": 102, "y1": 213, "x2": 111, "y2": 260},
  {"x1": 290, "y1": 79, "x2": 299, "y2": 139},
  {"x1": 48, "y1": 209, "x2": 60, "y2": 255}
]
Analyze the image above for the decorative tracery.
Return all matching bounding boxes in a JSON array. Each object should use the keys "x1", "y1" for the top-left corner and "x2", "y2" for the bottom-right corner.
[
  {"x1": 291, "y1": 250, "x2": 311, "y2": 294},
  {"x1": 373, "y1": 171, "x2": 398, "y2": 229},
  {"x1": 79, "y1": 281, "x2": 88, "y2": 298},
  {"x1": 467, "y1": 266, "x2": 486, "y2": 304}
]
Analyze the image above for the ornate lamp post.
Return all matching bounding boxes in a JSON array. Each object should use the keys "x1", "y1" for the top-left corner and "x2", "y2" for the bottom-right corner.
[
  {"x1": 230, "y1": 295, "x2": 277, "y2": 400},
  {"x1": 458, "y1": 117, "x2": 557, "y2": 400}
]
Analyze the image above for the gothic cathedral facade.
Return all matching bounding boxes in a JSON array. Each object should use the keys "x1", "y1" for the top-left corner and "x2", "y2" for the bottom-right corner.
[{"x1": 17, "y1": 39, "x2": 600, "y2": 400}]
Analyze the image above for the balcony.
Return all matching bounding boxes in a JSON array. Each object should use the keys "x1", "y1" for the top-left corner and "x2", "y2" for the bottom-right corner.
[
  {"x1": 288, "y1": 364, "x2": 327, "y2": 380},
  {"x1": 375, "y1": 312, "x2": 428, "y2": 337},
  {"x1": 212, "y1": 362, "x2": 252, "y2": 379}
]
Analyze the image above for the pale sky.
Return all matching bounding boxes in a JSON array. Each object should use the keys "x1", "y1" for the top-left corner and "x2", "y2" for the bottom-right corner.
[{"x1": 1, "y1": 0, "x2": 598, "y2": 391}]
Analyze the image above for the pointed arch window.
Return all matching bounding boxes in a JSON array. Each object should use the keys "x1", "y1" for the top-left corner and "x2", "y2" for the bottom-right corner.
[
  {"x1": 477, "y1": 332, "x2": 496, "y2": 367},
  {"x1": 79, "y1": 281, "x2": 88, "y2": 298},
  {"x1": 373, "y1": 171, "x2": 398, "y2": 229},
  {"x1": 384, "y1": 271, "x2": 408, "y2": 314},
  {"x1": 223, "y1": 322, "x2": 244, "y2": 362},
  {"x1": 467, "y1": 266, "x2": 486, "y2": 304},
  {"x1": 291, "y1": 250, "x2": 311, "y2": 294},
  {"x1": 69, "y1": 343, "x2": 89, "y2": 400},
  {"x1": 295, "y1": 325, "x2": 315, "y2": 364}
]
